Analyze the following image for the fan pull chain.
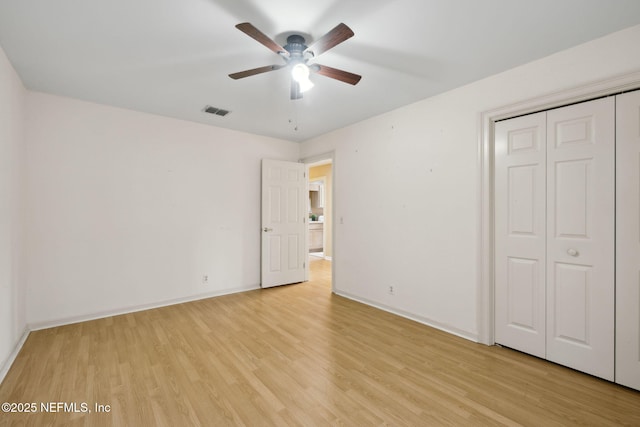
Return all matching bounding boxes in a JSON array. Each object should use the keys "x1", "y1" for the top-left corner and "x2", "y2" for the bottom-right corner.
[{"x1": 289, "y1": 101, "x2": 299, "y2": 132}]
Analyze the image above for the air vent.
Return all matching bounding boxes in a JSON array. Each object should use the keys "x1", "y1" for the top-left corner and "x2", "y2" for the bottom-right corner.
[{"x1": 203, "y1": 105, "x2": 231, "y2": 117}]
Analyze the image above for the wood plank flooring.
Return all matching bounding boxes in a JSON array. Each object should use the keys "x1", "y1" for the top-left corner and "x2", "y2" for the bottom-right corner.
[{"x1": 1, "y1": 257, "x2": 639, "y2": 426}]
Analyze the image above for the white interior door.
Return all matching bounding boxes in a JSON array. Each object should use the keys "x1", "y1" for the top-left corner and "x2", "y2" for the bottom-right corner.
[
  {"x1": 494, "y1": 112, "x2": 547, "y2": 358},
  {"x1": 616, "y1": 90, "x2": 640, "y2": 390},
  {"x1": 261, "y1": 159, "x2": 307, "y2": 288},
  {"x1": 546, "y1": 98, "x2": 615, "y2": 381}
]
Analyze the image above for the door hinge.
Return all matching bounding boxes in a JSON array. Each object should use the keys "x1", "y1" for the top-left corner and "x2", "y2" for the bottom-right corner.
[
  {"x1": 303, "y1": 262, "x2": 306, "y2": 269},
  {"x1": 303, "y1": 217, "x2": 306, "y2": 223}
]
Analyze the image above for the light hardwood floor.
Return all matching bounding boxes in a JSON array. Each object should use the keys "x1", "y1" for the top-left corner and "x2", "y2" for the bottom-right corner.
[{"x1": 1, "y1": 257, "x2": 639, "y2": 426}]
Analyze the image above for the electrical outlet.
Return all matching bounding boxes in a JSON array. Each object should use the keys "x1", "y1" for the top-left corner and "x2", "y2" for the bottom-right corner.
[
  {"x1": 388, "y1": 285, "x2": 395, "y2": 295},
  {"x1": 202, "y1": 275, "x2": 209, "y2": 284}
]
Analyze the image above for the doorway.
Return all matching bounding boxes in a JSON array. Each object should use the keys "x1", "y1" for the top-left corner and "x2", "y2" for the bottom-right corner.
[
  {"x1": 305, "y1": 154, "x2": 334, "y2": 292},
  {"x1": 308, "y1": 175, "x2": 326, "y2": 258}
]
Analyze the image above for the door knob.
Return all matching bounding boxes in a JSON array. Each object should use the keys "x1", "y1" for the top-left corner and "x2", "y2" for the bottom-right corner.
[
  {"x1": 567, "y1": 248, "x2": 579, "y2": 257},
  {"x1": 263, "y1": 227, "x2": 273, "y2": 232}
]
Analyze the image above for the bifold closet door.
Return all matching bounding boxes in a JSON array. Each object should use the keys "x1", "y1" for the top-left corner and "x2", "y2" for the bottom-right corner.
[
  {"x1": 616, "y1": 90, "x2": 640, "y2": 390},
  {"x1": 545, "y1": 97, "x2": 615, "y2": 381},
  {"x1": 495, "y1": 97, "x2": 615, "y2": 381},
  {"x1": 495, "y1": 112, "x2": 547, "y2": 358}
]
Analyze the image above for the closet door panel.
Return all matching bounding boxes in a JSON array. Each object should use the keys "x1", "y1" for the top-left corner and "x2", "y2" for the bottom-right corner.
[
  {"x1": 616, "y1": 90, "x2": 640, "y2": 391},
  {"x1": 546, "y1": 97, "x2": 615, "y2": 381},
  {"x1": 495, "y1": 113, "x2": 546, "y2": 358}
]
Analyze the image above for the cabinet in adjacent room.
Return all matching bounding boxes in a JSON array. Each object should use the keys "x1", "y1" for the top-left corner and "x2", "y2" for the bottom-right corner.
[{"x1": 309, "y1": 222, "x2": 323, "y2": 252}]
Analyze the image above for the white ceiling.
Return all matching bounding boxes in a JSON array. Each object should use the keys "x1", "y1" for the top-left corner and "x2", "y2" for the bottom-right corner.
[{"x1": 1, "y1": 0, "x2": 640, "y2": 142}]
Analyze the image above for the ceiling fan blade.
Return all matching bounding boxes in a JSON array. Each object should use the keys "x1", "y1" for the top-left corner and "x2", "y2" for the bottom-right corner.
[
  {"x1": 291, "y1": 80, "x2": 302, "y2": 100},
  {"x1": 312, "y1": 64, "x2": 362, "y2": 85},
  {"x1": 304, "y1": 23, "x2": 354, "y2": 57},
  {"x1": 229, "y1": 64, "x2": 284, "y2": 80},
  {"x1": 236, "y1": 23, "x2": 289, "y2": 57}
]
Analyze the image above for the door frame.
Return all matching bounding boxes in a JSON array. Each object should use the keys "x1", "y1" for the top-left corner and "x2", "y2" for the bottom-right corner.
[
  {"x1": 477, "y1": 70, "x2": 640, "y2": 345},
  {"x1": 302, "y1": 151, "x2": 336, "y2": 293}
]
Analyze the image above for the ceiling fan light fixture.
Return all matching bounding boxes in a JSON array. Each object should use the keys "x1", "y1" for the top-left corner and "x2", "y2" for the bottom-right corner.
[
  {"x1": 230, "y1": 23, "x2": 360, "y2": 99},
  {"x1": 291, "y1": 63, "x2": 314, "y2": 93}
]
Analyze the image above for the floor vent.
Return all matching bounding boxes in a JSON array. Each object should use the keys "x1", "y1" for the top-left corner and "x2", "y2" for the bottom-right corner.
[{"x1": 203, "y1": 105, "x2": 231, "y2": 117}]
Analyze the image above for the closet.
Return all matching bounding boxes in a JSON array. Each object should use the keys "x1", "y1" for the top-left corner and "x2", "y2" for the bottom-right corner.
[{"x1": 494, "y1": 91, "x2": 640, "y2": 390}]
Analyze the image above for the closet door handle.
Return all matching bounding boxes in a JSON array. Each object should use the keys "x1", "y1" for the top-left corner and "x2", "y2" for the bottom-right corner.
[{"x1": 567, "y1": 248, "x2": 579, "y2": 257}]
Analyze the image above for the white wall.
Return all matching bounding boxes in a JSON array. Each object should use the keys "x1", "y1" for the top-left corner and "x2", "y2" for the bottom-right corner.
[
  {"x1": 300, "y1": 24, "x2": 640, "y2": 340},
  {"x1": 0, "y1": 44, "x2": 26, "y2": 373},
  {"x1": 25, "y1": 93, "x2": 299, "y2": 326}
]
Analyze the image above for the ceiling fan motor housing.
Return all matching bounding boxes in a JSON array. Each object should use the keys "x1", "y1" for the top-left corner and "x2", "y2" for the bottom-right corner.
[{"x1": 284, "y1": 35, "x2": 308, "y2": 59}]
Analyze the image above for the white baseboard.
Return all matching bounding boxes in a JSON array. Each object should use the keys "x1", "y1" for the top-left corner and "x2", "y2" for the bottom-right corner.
[
  {"x1": 0, "y1": 327, "x2": 30, "y2": 385},
  {"x1": 334, "y1": 290, "x2": 479, "y2": 343},
  {"x1": 28, "y1": 285, "x2": 260, "y2": 331},
  {"x1": 324, "y1": 256, "x2": 332, "y2": 261}
]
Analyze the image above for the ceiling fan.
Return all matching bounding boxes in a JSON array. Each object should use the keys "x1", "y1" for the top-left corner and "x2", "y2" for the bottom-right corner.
[{"x1": 229, "y1": 22, "x2": 362, "y2": 100}]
